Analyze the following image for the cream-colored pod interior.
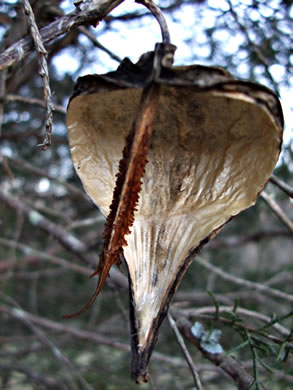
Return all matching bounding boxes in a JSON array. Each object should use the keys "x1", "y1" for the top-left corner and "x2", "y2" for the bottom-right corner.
[{"x1": 67, "y1": 84, "x2": 282, "y2": 349}]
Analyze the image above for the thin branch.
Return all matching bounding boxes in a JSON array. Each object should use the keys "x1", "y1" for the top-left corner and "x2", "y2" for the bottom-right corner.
[
  {"x1": 0, "y1": 190, "x2": 93, "y2": 265},
  {"x1": 67, "y1": 214, "x2": 105, "y2": 230},
  {"x1": 0, "y1": 152, "x2": 87, "y2": 200},
  {"x1": 0, "y1": 362, "x2": 67, "y2": 389},
  {"x1": 0, "y1": 303, "x2": 185, "y2": 369},
  {"x1": 23, "y1": 0, "x2": 54, "y2": 150},
  {"x1": 261, "y1": 191, "x2": 293, "y2": 233},
  {"x1": 210, "y1": 230, "x2": 292, "y2": 248},
  {"x1": 0, "y1": 238, "x2": 92, "y2": 277},
  {"x1": 78, "y1": 25, "x2": 121, "y2": 62},
  {"x1": 195, "y1": 256, "x2": 293, "y2": 304},
  {"x1": 167, "y1": 312, "x2": 203, "y2": 390},
  {"x1": 270, "y1": 175, "x2": 293, "y2": 198},
  {"x1": 2, "y1": 295, "x2": 92, "y2": 390},
  {"x1": 135, "y1": 0, "x2": 171, "y2": 44},
  {"x1": 0, "y1": 0, "x2": 125, "y2": 72},
  {"x1": 2, "y1": 94, "x2": 66, "y2": 114},
  {"x1": 181, "y1": 306, "x2": 291, "y2": 338},
  {"x1": 226, "y1": 0, "x2": 279, "y2": 93},
  {"x1": 0, "y1": 237, "x2": 129, "y2": 291}
]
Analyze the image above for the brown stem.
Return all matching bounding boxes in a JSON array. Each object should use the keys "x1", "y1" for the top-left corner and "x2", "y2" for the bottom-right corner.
[{"x1": 136, "y1": 0, "x2": 171, "y2": 44}]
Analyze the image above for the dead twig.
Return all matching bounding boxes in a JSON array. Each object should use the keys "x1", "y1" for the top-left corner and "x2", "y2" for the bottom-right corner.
[
  {"x1": 261, "y1": 191, "x2": 293, "y2": 234},
  {"x1": 136, "y1": 0, "x2": 171, "y2": 44},
  {"x1": 269, "y1": 175, "x2": 293, "y2": 199},
  {"x1": 270, "y1": 175, "x2": 293, "y2": 199},
  {"x1": 167, "y1": 312, "x2": 203, "y2": 390},
  {"x1": 78, "y1": 25, "x2": 121, "y2": 62},
  {"x1": 22, "y1": 0, "x2": 54, "y2": 150},
  {"x1": 2, "y1": 94, "x2": 66, "y2": 115}
]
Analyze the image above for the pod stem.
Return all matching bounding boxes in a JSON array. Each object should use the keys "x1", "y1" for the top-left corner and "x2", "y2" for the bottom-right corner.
[{"x1": 136, "y1": 0, "x2": 171, "y2": 44}]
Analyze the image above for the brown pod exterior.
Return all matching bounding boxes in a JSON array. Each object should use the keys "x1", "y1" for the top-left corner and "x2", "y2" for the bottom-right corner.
[{"x1": 66, "y1": 51, "x2": 283, "y2": 383}]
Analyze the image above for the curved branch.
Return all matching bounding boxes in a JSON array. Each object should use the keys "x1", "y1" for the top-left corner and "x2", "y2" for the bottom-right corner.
[{"x1": 135, "y1": 0, "x2": 171, "y2": 44}]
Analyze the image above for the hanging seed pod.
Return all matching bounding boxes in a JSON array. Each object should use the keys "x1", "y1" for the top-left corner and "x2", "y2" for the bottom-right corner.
[{"x1": 66, "y1": 50, "x2": 283, "y2": 383}]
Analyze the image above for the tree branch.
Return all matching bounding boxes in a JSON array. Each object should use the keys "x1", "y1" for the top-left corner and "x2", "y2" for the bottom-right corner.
[
  {"x1": 0, "y1": 303, "x2": 186, "y2": 369},
  {"x1": 2, "y1": 94, "x2": 66, "y2": 115},
  {"x1": 0, "y1": 0, "x2": 125, "y2": 71},
  {"x1": 0, "y1": 152, "x2": 87, "y2": 200},
  {"x1": 195, "y1": 256, "x2": 293, "y2": 303},
  {"x1": 270, "y1": 175, "x2": 293, "y2": 199},
  {"x1": 0, "y1": 362, "x2": 67, "y2": 389},
  {"x1": 0, "y1": 190, "x2": 92, "y2": 264},
  {"x1": 168, "y1": 312, "x2": 203, "y2": 390},
  {"x1": 261, "y1": 191, "x2": 293, "y2": 233},
  {"x1": 176, "y1": 315, "x2": 260, "y2": 390}
]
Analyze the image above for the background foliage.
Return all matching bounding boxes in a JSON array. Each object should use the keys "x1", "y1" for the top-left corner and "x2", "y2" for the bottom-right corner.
[{"x1": 0, "y1": 0, "x2": 292, "y2": 389}]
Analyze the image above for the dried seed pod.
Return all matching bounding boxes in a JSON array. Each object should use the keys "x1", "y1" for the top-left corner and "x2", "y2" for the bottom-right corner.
[{"x1": 66, "y1": 51, "x2": 283, "y2": 383}]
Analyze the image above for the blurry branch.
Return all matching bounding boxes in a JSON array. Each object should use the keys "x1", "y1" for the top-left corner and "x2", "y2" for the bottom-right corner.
[
  {"x1": 180, "y1": 306, "x2": 291, "y2": 339},
  {"x1": 0, "y1": 237, "x2": 128, "y2": 290},
  {"x1": 104, "y1": 0, "x2": 190, "y2": 22},
  {"x1": 0, "y1": 0, "x2": 124, "y2": 71},
  {"x1": 0, "y1": 268, "x2": 66, "y2": 281},
  {"x1": 78, "y1": 25, "x2": 121, "y2": 62},
  {"x1": 0, "y1": 69, "x2": 7, "y2": 134},
  {"x1": 173, "y1": 314, "x2": 258, "y2": 390},
  {"x1": 168, "y1": 312, "x2": 203, "y2": 390},
  {"x1": 27, "y1": 201, "x2": 72, "y2": 224},
  {"x1": 0, "y1": 190, "x2": 93, "y2": 265},
  {"x1": 261, "y1": 191, "x2": 293, "y2": 234},
  {"x1": 210, "y1": 230, "x2": 292, "y2": 248},
  {"x1": 0, "y1": 238, "x2": 92, "y2": 277},
  {"x1": 23, "y1": 0, "x2": 54, "y2": 150},
  {"x1": 0, "y1": 303, "x2": 185, "y2": 369},
  {"x1": 226, "y1": 0, "x2": 279, "y2": 93},
  {"x1": 175, "y1": 284, "x2": 289, "y2": 307},
  {"x1": 2, "y1": 295, "x2": 92, "y2": 390},
  {"x1": 0, "y1": 153, "x2": 87, "y2": 200},
  {"x1": 67, "y1": 214, "x2": 105, "y2": 230},
  {"x1": 269, "y1": 175, "x2": 293, "y2": 199},
  {"x1": 195, "y1": 256, "x2": 293, "y2": 303},
  {"x1": 2, "y1": 94, "x2": 66, "y2": 115},
  {"x1": 0, "y1": 362, "x2": 67, "y2": 389}
]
